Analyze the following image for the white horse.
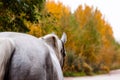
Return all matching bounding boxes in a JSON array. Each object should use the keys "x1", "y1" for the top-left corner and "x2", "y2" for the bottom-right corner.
[{"x1": 0, "y1": 32, "x2": 67, "y2": 80}]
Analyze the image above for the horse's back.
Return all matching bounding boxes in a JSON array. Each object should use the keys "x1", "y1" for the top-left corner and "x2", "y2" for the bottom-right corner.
[
  {"x1": 0, "y1": 32, "x2": 51, "y2": 80},
  {"x1": 0, "y1": 32, "x2": 63, "y2": 80}
]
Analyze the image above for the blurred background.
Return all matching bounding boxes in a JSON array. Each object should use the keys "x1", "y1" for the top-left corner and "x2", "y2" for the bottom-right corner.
[{"x1": 0, "y1": 0, "x2": 120, "y2": 77}]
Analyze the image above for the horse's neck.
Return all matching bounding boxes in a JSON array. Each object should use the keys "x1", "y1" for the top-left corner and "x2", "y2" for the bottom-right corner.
[{"x1": 44, "y1": 42, "x2": 63, "y2": 80}]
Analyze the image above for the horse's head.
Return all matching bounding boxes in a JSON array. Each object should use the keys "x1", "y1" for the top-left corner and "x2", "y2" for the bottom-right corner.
[{"x1": 41, "y1": 33, "x2": 67, "y2": 68}]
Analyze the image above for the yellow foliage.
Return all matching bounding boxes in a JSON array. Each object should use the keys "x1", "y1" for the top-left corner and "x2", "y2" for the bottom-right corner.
[
  {"x1": 94, "y1": 9, "x2": 113, "y2": 48},
  {"x1": 75, "y1": 6, "x2": 113, "y2": 48},
  {"x1": 99, "y1": 46, "x2": 116, "y2": 66},
  {"x1": 46, "y1": 0, "x2": 70, "y2": 20},
  {"x1": 75, "y1": 5, "x2": 93, "y2": 28},
  {"x1": 83, "y1": 62, "x2": 93, "y2": 75},
  {"x1": 28, "y1": 25, "x2": 42, "y2": 37},
  {"x1": 24, "y1": 20, "x2": 42, "y2": 37},
  {"x1": 100, "y1": 65, "x2": 110, "y2": 73}
]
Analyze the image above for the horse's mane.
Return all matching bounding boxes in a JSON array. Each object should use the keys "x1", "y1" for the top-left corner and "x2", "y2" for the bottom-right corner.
[
  {"x1": 41, "y1": 33, "x2": 60, "y2": 48},
  {"x1": 41, "y1": 33, "x2": 62, "y2": 62},
  {"x1": 42, "y1": 33, "x2": 59, "y2": 41}
]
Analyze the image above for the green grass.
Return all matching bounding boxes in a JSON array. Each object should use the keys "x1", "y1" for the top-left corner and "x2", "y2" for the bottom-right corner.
[
  {"x1": 63, "y1": 71, "x2": 86, "y2": 77},
  {"x1": 64, "y1": 67, "x2": 120, "y2": 77},
  {"x1": 63, "y1": 70, "x2": 110, "y2": 77}
]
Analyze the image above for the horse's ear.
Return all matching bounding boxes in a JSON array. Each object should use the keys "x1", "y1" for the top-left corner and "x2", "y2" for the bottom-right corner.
[
  {"x1": 61, "y1": 32, "x2": 67, "y2": 44},
  {"x1": 43, "y1": 35, "x2": 58, "y2": 48}
]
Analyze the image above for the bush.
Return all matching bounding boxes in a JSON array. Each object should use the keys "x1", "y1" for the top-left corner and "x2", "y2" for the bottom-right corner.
[
  {"x1": 82, "y1": 62, "x2": 93, "y2": 75},
  {"x1": 100, "y1": 65, "x2": 110, "y2": 73}
]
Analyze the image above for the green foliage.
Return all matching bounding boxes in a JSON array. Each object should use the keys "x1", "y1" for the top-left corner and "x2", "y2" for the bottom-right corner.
[
  {"x1": 0, "y1": 0, "x2": 45, "y2": 32},
  {"x1": 79, "y1": 17, "x2": 102, "y2": 64},
  {"x1": 40, "y1": 9, "x2": 60, "y2": 35}
]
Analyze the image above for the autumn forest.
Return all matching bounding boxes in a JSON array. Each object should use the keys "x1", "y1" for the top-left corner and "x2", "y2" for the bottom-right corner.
[{"x1": 0, "y1": 0, "x2": 120, "y2": 76}]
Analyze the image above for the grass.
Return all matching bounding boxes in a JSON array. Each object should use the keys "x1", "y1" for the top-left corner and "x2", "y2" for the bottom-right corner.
[
  {"x1": 63, "y1": 66, "x2": 120, "y2": 77},
  {"x1": 63, "y1": 71, "x2": 86, "y2": 77},
  {"x1": 63, "y1": 70, "x2": 111, "y2": 77}
]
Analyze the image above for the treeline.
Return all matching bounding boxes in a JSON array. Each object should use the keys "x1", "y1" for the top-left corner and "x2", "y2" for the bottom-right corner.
[{"x1": 0, "y1": 0, "x2": 120, "y2": 76}]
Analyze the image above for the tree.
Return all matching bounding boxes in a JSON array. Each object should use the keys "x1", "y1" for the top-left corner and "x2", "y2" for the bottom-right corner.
[
  {"x1": 0, "y1": 0, "x2": 45, "y2": 32},
  {"x1": 41, "y1": 0, "x2": 71, "y2": 35}
]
